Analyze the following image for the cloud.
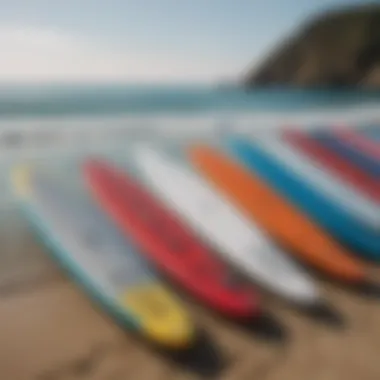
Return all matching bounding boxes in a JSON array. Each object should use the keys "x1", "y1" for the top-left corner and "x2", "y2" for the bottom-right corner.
[{"x1": 0, "y1": 26, "x2": 238, "y2": 83}]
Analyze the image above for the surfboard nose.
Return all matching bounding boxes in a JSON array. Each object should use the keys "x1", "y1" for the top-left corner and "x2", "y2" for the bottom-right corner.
[
  {"x1": 282, "y1": 274, "x2": 320, "y2": 305},
  {"x1": 118, "y1": 284, "x2": 195, "y2": 348},
  {"x1": 10, "y1": 164, "x2": 33, "y2": 197}
]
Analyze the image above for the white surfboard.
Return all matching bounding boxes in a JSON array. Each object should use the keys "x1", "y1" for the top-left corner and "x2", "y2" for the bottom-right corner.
[
  {"x1": 257, "y1": 134, "x2": 380, "y2": 230},
  {"x1": 132, "y1": 145, "x2": 320, "y2": 305},
  {"x1": 11, "y1": 165, "x2": 194, "y2": 348}
]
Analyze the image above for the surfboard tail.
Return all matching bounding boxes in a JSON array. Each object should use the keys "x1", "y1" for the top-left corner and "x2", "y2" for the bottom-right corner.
[{"x1": 119, "y1": 284, "x2": 195, "y2": 348}]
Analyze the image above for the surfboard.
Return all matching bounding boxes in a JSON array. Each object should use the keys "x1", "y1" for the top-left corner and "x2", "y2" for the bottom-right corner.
[
  {"x1": 284, "y1": 130, "x2": 380, "y2": 203},
  {"x1": 329, "y1": 128, "x2": 380, "y2": 165},
  {"x1": 263, "y1": 134, "x2": 380, "y2": 231},
  {"x1": 313, "y1": 131, "x2": 380, "y2": 177},
  {"x1": 131, "y1": 145, "x2": 320, "y2": 306},
  {"x1": 11, "y1": 165, "x2": 194, "y2": 349},
  {"x1": 362, "y1": 126, "x2": 380, "y2": 140},
  {"x1": 333, "y1": 128, "x2": 380, "y2": 161},
  {"x1": 226, "y1": 136, "x2": 380, "y2": 260},
  {"x1": 188, "y1": 144, "x2": 367, "y2": 283},
  {"x1": 83, "y1": 159, "x2": 260, "y2": 318}
]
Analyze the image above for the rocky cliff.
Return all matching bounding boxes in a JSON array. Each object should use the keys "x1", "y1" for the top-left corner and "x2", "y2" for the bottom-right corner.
[{"x1": 244, "y1": 5, "x2": 380, "y2": 89}]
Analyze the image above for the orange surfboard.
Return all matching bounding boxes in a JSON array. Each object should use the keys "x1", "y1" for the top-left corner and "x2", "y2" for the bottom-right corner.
[{"x1": 188, "y1": 144, "x2": 367, "y2": 284}]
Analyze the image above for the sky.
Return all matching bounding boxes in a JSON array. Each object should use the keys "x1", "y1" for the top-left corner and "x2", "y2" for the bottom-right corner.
[{"x1": 0, "y1": 0, "x2": 372, "y2": 83}]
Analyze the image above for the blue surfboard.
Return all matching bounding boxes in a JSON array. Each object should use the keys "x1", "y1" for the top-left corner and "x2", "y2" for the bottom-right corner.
[
  {"x1": 313, "y1": 131, "x2": 380, "y2": 177},
  {"x1": 226, "y1": 136, "x2": 380, "y2": 260}
]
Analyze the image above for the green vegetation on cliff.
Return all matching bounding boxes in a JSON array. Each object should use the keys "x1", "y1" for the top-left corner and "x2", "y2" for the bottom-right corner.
[{"x1": 244, "y1": 4, "x2": 380, "y2": 88}]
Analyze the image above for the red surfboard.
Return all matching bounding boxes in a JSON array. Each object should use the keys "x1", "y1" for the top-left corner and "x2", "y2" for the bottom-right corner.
[
  {"x1": 83, "y1": 158, "x2": 260, "y2": 318},
  {"x1": 333, "y1": 127, "x2": 380, "y2": 161},
  {"x1": 283, "y1": 129, "x2": 380, "y2": 203}
]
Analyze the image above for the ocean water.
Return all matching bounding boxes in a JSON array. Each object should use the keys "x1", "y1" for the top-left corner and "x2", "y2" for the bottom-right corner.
[
  {"x1": 1, "y1": 84, "x2": 380, "y2": 117},
  {"x1": 2, "y1": 83, "x2": 380, "y2": 212}
]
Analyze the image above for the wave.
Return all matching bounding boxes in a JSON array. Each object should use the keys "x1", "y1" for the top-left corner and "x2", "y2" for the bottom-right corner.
[
  {"x1": 0, "y1": 102, "x2": 379, "y2": 150},
  {"x1": 1, "y1": 102, "x2": 379, "y2": 208}
]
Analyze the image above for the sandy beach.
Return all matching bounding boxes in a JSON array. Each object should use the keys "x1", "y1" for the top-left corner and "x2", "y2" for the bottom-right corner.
[{"x1": 1, "y1": 207, "x2": 380, "y2": 380}]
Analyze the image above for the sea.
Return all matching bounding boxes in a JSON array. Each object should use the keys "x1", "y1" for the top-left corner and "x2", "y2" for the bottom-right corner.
[{"x1": 1, "y1": 83, "x2": 380, "y2": 214}]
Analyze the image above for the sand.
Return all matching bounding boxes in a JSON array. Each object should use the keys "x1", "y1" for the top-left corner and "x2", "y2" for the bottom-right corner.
[{"x1": 2, "y1": 212, "x2": 380, "y2": 380}]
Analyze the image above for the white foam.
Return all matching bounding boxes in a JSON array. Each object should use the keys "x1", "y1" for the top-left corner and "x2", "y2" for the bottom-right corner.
[
  {"x1": 0, "y1": 103, "x2": 378, "y2": 152},
  {"x1": 2, "y1": 103, "x2": 380, "y2": 206}
]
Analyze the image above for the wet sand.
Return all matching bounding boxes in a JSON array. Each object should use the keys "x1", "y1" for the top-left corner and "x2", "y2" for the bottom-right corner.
[{"x1": 2, "y1": 213, "x2": 380, "y2": 380}]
